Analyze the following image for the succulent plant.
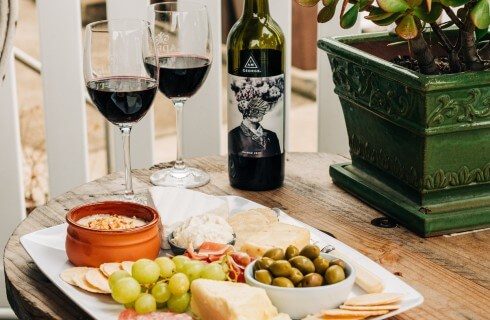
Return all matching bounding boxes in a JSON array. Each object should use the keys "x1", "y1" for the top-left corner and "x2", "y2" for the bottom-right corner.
[{"x1": 297, "y1": 0, "x2": 490, "y2": 74}]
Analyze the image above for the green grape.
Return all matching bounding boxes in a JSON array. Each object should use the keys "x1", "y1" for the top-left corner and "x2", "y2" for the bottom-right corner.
[
  {"x1": 172, "y1": 256, "x2": 190, "y2": 273},
  {"x1": 108, "y1": 270, "x2": 131, "y2": 290},
  {"x1": 151, "y1": 281, "x2": 171, "y2": 303},
  {"x1": 111, "y1": 277, "x2": 141, "y2": 304},
  {"x1": 132, "y1": 259, "x2": 160, "y2": 284},
  {"x1": 168, "y1": 273, "x2": 190, "y2": 296},
  {"x1": 201, "y1": 263, "x2": 226, "y2": 281},
  {"x1": 134, "y1": 293, "x2": 157, "y2": 314},
  {"x1": 184, "y1": 261, "x2": 204, "y2": 283},
  {"x1": 167, "y1": 292, "x2": 191, "y2": 313},
  {"x1": 155, "y1": 257, "x2": 176, "y2": 278}
]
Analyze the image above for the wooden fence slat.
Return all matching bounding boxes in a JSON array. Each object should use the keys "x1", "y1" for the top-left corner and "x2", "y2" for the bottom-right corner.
[
  {"x1": 37, "y1": 0, "x2": 89, "y2": 197},
  {"x1": 316, "y1": 14, "x2": 361, "y2": 154},
  {"x1": 0, "y1": 56, "x2": 26, "y2": 312},
  {"x1": 269, "y1": 0, "x2": 292, "y2": 150},
  {"x1": 105, "y1": 0, "x2": 155, "y2": 171},
  {"x1": 181, "y1": 0, "x2": 222, "y2": 158}
]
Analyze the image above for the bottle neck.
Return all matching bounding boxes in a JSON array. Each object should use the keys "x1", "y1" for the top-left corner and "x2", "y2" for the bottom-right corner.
[{"x1": 242, "y1": 0, "x2": 270, "y2": 18}]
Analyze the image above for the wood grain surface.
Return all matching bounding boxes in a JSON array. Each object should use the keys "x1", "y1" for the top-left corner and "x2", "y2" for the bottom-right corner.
[{"x1": 4, "y1": 153, "x2": 490, "y2": 319}]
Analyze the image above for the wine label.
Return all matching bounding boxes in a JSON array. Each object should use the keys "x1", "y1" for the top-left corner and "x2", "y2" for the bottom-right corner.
[{"x1": 228, "y1": 49, "x2": 284, "y2": 158}]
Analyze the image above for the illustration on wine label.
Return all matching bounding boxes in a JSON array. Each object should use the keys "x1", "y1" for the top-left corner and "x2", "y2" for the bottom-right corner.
[{"x1": 228, "y1": 74, "x2": 284, "y2": 158}]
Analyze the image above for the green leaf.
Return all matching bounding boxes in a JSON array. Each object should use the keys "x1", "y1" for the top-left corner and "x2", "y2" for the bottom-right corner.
[
  {"x1": 358, "y1": 0, "x2": 375, "y2": 9},
  {"x1": 372, "y1": 12, "x2": 404, "y2": 25},
  {"x1": 366, "y1": 11, "x2": 395, "y2": 20},
  {"x1": 395, "y1": 14, "x2": 419, "y2": 39},
  {"x1": 475, "y1": 27, "x2": 489, "y2": 40},
  {"x1": 322, "y1": 0, "x2": 335, "y2": 5},
  {"x1": 376, "y1": 0, "x2": 410, "y2": 12},
  {"x1": 318, "y1": 0, "x2": 339, "y2": 22},
  {"x1": 470, "y1": 0, "x2": 490, "y2": 30},
  {"x1": 406, "y1": 0, "x2": 423, "y2": 7},
  {"x1": 414, "y1": 2, "x2": 443, "y2": 23},
  {"x1": 296, "y1": 0, "x2": 321, "y2": 6},
  {"x1": 439, "y1": 0, "x2": 471, "y2": 6},
  {"x1": 341, "y1": 4, "x2": 360, "y2": 28}
]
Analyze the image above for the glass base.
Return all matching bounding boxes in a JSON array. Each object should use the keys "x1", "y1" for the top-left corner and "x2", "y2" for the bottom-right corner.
[{"x1": 150, "y1": 167, "x2": 210, "y2": 188}]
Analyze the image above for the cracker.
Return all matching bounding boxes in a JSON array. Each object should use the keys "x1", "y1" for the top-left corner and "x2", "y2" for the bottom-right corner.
[
  {"x1": 100, "y1": 262, "x2": 121, "y2": 277},
  {"x1": 340, "y1": 304, "x2": 400, "y2": 311},
  {"x1": 71, "y1": 268, "x2": 106, "y2": 294},
  {"x1": 121, "y1": 261, "x2": 134, "y2": 274},
  {"x1": 344, "y1": 293, "x2": 403, "y2": 306},
  {"x1": 85, "y1": 268, "x2": 111, "y2": 293},
  {"x1": 60, "y1": 267, "x2": 88, "y2": 286},
  {"x1": 321, "y1": 309, "x2": 389, "y2": 318}
]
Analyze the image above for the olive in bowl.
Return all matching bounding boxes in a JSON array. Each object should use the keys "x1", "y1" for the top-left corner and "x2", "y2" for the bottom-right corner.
[{"x1": 244, "y1": 251, "x2": 355, "y2": 319}]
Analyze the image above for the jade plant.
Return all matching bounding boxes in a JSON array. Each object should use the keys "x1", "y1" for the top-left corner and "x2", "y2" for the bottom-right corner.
[{"x1": 297, "y1": 0, "x2": 490, "y2": 74}]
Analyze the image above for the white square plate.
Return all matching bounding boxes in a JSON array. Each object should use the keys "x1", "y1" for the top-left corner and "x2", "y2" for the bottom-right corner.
[{"x1": 21, "y1": 195, "x2": 423, "y2": 320}]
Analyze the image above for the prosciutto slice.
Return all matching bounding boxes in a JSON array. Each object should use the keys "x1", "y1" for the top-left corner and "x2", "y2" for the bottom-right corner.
[{"x1": 119, "y1": 309, "x2": 192, "y2": 320}]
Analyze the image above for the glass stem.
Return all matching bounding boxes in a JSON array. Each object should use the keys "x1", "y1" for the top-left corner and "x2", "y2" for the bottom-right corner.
[
  {"x1": 173, "y1": 99, "x2": 186, "y2": 170},
  {"x1": 119, "y1": 125, "x2": 134, "y2": 198}
]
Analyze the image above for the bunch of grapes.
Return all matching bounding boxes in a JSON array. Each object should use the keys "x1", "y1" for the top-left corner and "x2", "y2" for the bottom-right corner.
[{"x1": 109, "y1": 256, "x2": 228, "y2": 315}]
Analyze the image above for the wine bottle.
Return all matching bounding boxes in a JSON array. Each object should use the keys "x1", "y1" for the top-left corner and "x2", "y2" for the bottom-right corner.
[{"x1": 227, "y1": 0, "x2": 285, "y2": 190}]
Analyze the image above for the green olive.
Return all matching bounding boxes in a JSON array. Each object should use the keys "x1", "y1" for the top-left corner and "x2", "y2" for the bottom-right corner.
[
  {"x1": 300, "y1": 245, "x2": 321, "y2": 260},
  {"x1": 254, "y1": 269, "x2": 272, "y2": 285},
  {"x1": 254, "y1": 257, "x2": 274, "y2": 271},
  {"x1": 330, "y1": 258, "x2": 347, "y2": 269},
  {"x1": 289, "y1": 256, "x2": 315, "y2": 275},
  {"x1": 263, "y1": 248, "x2": 285, "y2": 261},
  {"x1": 313, "y1": 256, "x2": 330, "y2": 275},
  {"x1": 325, "y1": 265, "x2": 346, "y2": 284},
  {"x1": 272, "y1": 277, "x2": 294, "y2": 288},
  {"x1": 288, "y1": 267, "x2": 304, "y2": 285},
  {"x1": 269, "y1": 260, "x2": 292, "y2": 277},
  {"x1": 302, "y1": 273, "x2": 324, "y2": 287},
  {"x1": 285, "y1": 245, "x2": 300, "y2": 260}
]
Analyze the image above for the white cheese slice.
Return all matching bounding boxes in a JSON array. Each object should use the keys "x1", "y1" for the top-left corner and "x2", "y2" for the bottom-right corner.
[
  {"x1": 240, "y1": 222, "x2": 310, "y2": 258},
  {"x1": 190, "y1": 279, "x2": 279, "y2": 320}
]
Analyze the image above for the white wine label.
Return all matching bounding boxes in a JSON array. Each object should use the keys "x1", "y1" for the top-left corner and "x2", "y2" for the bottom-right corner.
[{"x1": 228, "y1": 74, "x2": 285, "y2": 158}]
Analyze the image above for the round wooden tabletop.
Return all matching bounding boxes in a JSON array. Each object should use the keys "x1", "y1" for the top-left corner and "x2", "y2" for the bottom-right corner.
[{"x1": 4, "y1": 153, "x2": 489, "y2": 319}]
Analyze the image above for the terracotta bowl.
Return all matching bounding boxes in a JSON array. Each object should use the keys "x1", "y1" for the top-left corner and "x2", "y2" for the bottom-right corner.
[{"x1": 66, "y1": 201, "x2": 161, "y2": 267}]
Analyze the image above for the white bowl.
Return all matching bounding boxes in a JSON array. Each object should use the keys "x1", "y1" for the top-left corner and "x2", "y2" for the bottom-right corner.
[{"x1": 245, "y1": 253, "x2": 356, "y2": 319}]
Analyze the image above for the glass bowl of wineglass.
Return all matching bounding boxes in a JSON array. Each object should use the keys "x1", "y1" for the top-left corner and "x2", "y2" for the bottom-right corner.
[
  {"x1": 148, "y1": 2, "x2": 213, "y2": 188},
  {"x1": 84, "y1": 19, "x2": 159, "y2": 200}
]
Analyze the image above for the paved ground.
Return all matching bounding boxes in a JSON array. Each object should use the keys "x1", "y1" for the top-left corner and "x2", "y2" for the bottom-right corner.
[{"x1": 14, "y1": 0, "x2": 318, "y2": 207}]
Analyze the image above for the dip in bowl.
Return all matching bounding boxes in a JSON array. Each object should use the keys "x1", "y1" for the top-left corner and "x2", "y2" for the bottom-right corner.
[{"x1": 66, "y1": 201, "x2": 161, "y2": 267}]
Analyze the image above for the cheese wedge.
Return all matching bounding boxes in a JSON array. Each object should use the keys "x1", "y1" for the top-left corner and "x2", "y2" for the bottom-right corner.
[
  {"x1": 190, "y1": 279, "x2": 280, "y2": 320},
  {"x1": 240, "y1": 222, "x2": 310, "y2": 258}
]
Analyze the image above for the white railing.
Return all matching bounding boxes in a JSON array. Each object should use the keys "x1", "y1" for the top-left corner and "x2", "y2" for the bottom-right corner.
[{"x1": 0, "y1": 0, "x2": 360, "y2": 316}]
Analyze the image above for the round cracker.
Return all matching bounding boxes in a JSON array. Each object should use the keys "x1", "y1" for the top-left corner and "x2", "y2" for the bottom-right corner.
[
  {"x1": 121, "y1": 261, "x2": 134, "y2": 274},
  {"x1": 60, "y1": 267, "x2": 88, "y2": 286},
  {"x1": 100, "y1": 262, "x2": 121, "y2": 277},
  {"x1": 72, "y1": 268, "x2": 106, "y2": 294},
  {"x1": 343, "y1": 293, "x2": 403, "y2": 306},
  {"x1": 321, "y1": 309, "x2": 389, "y2": 318},
  {"x1": 85, "y1": 268, "x2": 111, "y2": 293},
  {"x1": 340, "y1": 304, "x2": 400, "y2": 311}
]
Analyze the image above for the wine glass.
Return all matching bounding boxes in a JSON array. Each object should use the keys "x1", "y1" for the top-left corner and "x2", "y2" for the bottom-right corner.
[
  {"x1": 148, "y1": 2, "x2": 212, "y2": 188},
  {"x1": 84, "y1": 20, "x2": 159, "y2": 200}
]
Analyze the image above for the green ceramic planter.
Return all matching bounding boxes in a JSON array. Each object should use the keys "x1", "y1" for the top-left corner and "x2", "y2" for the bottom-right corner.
[{"x1": 318, "y1": 32, "x2": 490, "y2": 237}]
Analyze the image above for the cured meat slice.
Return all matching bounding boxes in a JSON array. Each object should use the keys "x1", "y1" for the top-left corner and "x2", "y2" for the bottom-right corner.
[{"x1": 119, "y1": 309, "x2": 192, "y2": 320}]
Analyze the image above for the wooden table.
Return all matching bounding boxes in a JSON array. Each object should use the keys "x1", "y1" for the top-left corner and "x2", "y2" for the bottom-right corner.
[{"x1": 4, "y1": 153, "x2": 489, "y2": 319}]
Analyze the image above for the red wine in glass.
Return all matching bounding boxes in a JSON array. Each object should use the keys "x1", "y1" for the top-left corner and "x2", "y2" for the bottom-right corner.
[
  {"x1": 86, "y1": 77, "x2": 157, "y2": 124},
  {"x1": 145, "y1": 55, "x2": 211, "y2": 99}
]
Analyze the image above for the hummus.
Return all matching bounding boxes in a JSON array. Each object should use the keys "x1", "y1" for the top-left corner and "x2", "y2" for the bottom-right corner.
[
  {"x1": 172, "y1": 214, "x2": 234, "y2": 249},
  {"x1": 77, "y1": 214, "x2": 147, "y2": 230}
]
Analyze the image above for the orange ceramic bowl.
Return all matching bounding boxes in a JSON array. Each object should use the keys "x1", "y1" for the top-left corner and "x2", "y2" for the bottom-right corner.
[{"x1": 66, "y1": 201, "x2": 161, "y2": 267}]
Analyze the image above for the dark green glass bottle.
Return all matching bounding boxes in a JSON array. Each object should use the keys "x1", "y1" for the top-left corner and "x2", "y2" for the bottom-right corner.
[{"x1": 227, "y1": 0, "x2": 285, "y2": 191}]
